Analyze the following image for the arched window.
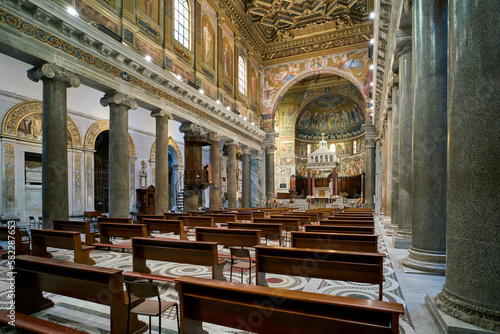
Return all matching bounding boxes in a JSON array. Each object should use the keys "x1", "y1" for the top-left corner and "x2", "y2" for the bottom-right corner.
[
  {"x1": 238, "y1": 56, "x2": 246, "y2": 95},
  {"x1": 174, "y1": 0, "x2": 190, "y2": 49},
  {"x1": 307, "y1": 144, "x2": 311, "y2": 155},
  {"x1": 330, "y1": 143, "x2": 336, "y2": 152}
]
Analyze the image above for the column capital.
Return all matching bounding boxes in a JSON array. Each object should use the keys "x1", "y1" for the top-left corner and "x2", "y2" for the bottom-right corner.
[
  {"x1": 240, "y1": 144, "x2": 250, "y2": 155},
  {"x1": 264, "y1": 145, "x2": 277, "y2": 154},
  {"x1": 392, "y1": 72, "x2": 399, "y2": 87},
  {"x1": 226, "y1": 140, "x2": 238, "y2": 147},
  {"x1": 28, "y1": 63, "x2": 80, "y2": 88},
  {"x1": 151, "y1": 109, "x2": 173, "y2": 119},
  {"x1": 207, "y1": 131, "x2": 223, "y2": 142},
  {"x1": 100, "y1": 92, "x2": 138, "y2": 110},
  {"x1": 217, "y1": 13, "x2": 225, "y2": 25},
  {"x1": 179, "y1": 122, "x2": 203, "y2": 136},
  {"x1": 395, "y1": 28, "x2": 412, "y2": 59},
  {"x1": 251, "y1": 149, "x2": 262, "y2": 160},
  {"x1": 263, "y1": 131, "x2": 279, "y2": 147}
]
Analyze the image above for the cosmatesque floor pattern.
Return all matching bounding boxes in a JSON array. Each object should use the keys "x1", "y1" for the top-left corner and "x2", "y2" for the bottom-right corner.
[{"x1": 0, "y1": 218, "x2": 415, "y2": 333}]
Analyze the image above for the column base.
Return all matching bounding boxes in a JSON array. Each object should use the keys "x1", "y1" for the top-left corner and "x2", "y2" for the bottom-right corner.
[
  {"x1": 393, "y1": 232, "x2": 411, "y2": 249},
  {"x1": 386, "y1": 223, "x2": 398, "y2": 236},
  {"x1": 426, "y1": 292, "x2": 499, "y2": 333},
  {"x1": 402, "y1": 248, "x2": 446, "y2": 275},
  {"x1": 382, "y1": 216, "x2": 392, "y2": 229}
]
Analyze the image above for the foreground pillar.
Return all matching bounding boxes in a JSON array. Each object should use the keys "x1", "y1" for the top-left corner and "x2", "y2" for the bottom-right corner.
[
  {"x1": 363, "y1": 123, "x2": 377, "y2": 209},
  {"x1": 101, "y1": 92, "x2": 137, "y2": 217},
  {"x1": 250, "y1": 150, "x2": 262, "y2": 207},
  {"x1": 434, "y1": 1, "x2": 500, "y2": 330},
  {"x1": 264, "y1": 145, "x2": 276, "y2": 206},
  {"x1": 28, "y1": 63, "x2": 80, "y2": 228},
  {"x1": 389, "y1": 73, "x2": 400, "y2": 235},
  {"x1": 151, "y1": 109, "x2": 173, "y2": 215},
  {"x1": 241, "y1": 145, "x2": 250, "y2": 208},
  {"x1": 402, "y1": 0, "x2": 447, "y2": 274},
  {"x1": 227, "y1": 141, "x2": 237, "y2": 209}
]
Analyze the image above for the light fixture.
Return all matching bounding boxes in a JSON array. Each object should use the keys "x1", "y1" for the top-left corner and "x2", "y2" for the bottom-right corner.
[
  {"x1": 252, "y1": 122, "x2": 255, "y2": 126},
  {"x1": 243, "y1": 116, "x2": 247, "y2": 121},
  {"x1": 199, "y1": 89, "x2": 204, "y2": 94},
  {"x1": 370, "y1": 39, "x2": 375, "y2": 45},
  {"x1": 67, "y1": 6, "x2": 79, "y2": 17},
  {"x1": 176, "y1": 74, "x2": 182, "y2": 81},
  {"x1": 216, "y1": 99, "x2": 221, "y2": 104},
  {"x1": 145, "y1": 55, "x2": 152, "y2": 62},
  {"x1": 370, "y1": 82, "x2": 374, "y2": 86},
  {"x1": 226, "y1": 106, "x2": 231, "y2": 111},
  {"x1": 369, "y1": 64, "x2": 374, "y2": 70},
  {"x1": 369, "y1": 12, "x2": 375, "y2": 19}
]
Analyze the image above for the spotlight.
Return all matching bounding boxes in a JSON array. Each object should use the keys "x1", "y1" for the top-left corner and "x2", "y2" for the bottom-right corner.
[
  {"x1": 243, "y1": 117, "x2": 247, "y2": 121},
  {"x1": 369, "y1": 12, "x2": 375, "y2": 19},
  {"x1": 226, "y1": 106, "x2": 231, "y2": 111},
  {"x1": 370, "y1": 39, "x2": 375, "y2": 45},
  {"x1": 370, "y1": 82, "x2": 374, "y2": 86},
  {"x1": 176, "y1": 74, "x2": 182, "y2": 81},
  {"x1": 67, "y1": 7, "x2": 79, "y2": 17},
  {"x1": 145, "y1": 55, "x2": 152, "y2": 62},
  {"x1": 199, "y1": 89, "x2": 204, "y2": 94},
  {"x1": 369, "y1": 64, "x2": 374, "y2": 70},
  {"x1": 216, "y1": 99, "x2": 221, "y2": 104},
  {"x1": 252, "y1": 122, "x2": 255, "y2": 126}
]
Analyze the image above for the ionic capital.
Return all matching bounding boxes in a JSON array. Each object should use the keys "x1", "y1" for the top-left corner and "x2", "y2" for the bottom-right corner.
[
  {"x1": 151, "y1": 109, "x2": 173, "y2": 119},
  {"x1": 28, "y1": 63, "x2": 80, "y2": 88},
  {"x1": 207, "y1": 131, "x2": 223, "y2": 142},
  {"x1": 100, "y1": 92, "x2": 138, "y2": 110},
  {"x1": 179, "y1": 122, "x2": 203, "y2": 136}
]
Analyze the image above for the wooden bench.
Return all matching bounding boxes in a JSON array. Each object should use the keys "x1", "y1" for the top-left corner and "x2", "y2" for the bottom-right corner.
[
  {"x1": 195, "y1": 227, "x2": 261, "y2": 248},
  {"x1": 180, "y1": 216, "x2": 215, "y2": 228},
  {"x1": 253, "y1": 217, "x2": 302, "y2": 230},
  {"x1": 255, "y1": 245, "x2": 386, "y2": 300},
  {"x1": 305, "y1": 224, "x2": 375, "y2": 234},
  {"x1": 53, "y1": 220, "x2": 95, "y2": 245},
  {"x1": 321, "y1": 219, "x2": 375, "y2": 227},
  {"x1": 83, "y1": 210, "x2": 101, "y2": 220},
  {"x1": 344, "y1": 208, "x2": 374, "y2": 212},
  {"x1": 204, "y1": 213, "x2": 237, "y2": 225},
  {"x1": 15, "y1": 255, "x2": 147, "y2": 334},
  {"x1": 291, "y1": 231, "x2": 378, "y2": 253},
  {"x1": 129, "y1": 237, "x2": 227, "y2": 281},
  {"x1": 0, "y1": 309, "x2": 87, "y2": 333},
  {"x1": 143, "y1": 218, "x2": 188, "y2": 240},
  {"x1": 136, "y1": 214, "x2": 165, "y2": 224},
  {"x1": 98, "y1": 217, "x2": 133, "y2": 224},
  {"x1": 175, "y1": 275, "x2": 404, "y2": 334},
  {"x1": 271, "y1": 214, "x2": 314, "y2": 224},
  {"x1": 97, "y1": 222, "x2": 147, "y2": 247},
  {"x1": 31, "y1": 229, "x2": 95, "y2": 265},
  {"x1": 227, "y1": 222, "x2": 284, "y2": 246},
  {"x1": 0, "y1": 225, "x2": 29, "y2": 256},
  {"x1": 333, "y1": 214, "x2": 374, "y2": 219},
  {"x1": 164, "y1": 212, "x2": 191, "y2": 220},
  {"x1": 283, "y1": 212, "x2": 321, "y2": 221}
]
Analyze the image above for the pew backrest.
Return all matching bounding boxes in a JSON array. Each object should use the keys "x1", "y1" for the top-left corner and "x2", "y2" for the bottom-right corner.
[
  {"x1": 195, "y1": 227, "x2": 261, "y2": 248},
  {"x1": 98, "y1": 217, "x2": 133, "y2": 224},
  {"x1": 253, "y1": 217, "x2": 301, "y2": 229},
  {"x1": 136, "y1": 214, "x2": 165, "y2": 224},
  {"x1": 0, "y1": 225, "x2": 28, "y2": 255},
  {"x1": 291, "y1": 231, "x2": 378, "y2": 253},
  {"x1": 305, "y1": 224, "x2": 375, "y2": 234},
  {"x1": 98, "y1": 223, "x2": 147, "y2": 244},
  {"x1": 180, "y1": 216, "x2": 214, "y2": 228},
  {"x1": 53, "y1": 220, "x2": 94, "y2": 245},
  {"x1": 321, "y1": 219, "x2": 374, "y2": 227}
]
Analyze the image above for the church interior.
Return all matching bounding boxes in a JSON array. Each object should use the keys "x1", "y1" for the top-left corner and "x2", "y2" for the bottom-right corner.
[{"x1": 0, "y1": 0, "x2": 498, "y2": 333}]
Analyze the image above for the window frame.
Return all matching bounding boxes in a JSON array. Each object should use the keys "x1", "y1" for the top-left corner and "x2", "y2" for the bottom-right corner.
[
  {"x1": 238, "y1": 56, "x2": 246, "y2": 96},
  {"x1": 174, "y1": 0, "x2": 191, "y2": 50}
]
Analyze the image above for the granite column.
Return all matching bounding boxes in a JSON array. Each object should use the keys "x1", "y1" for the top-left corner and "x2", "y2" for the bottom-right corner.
[
  {"x1": 434, "y1": 1, "x2": 500, "y2": 330},
  {"x1": 241, "y1": 145, "x2": 250, "y2": 208},
  {"x1": 28, "y1": 63, "x2": 80, "y2": 228},
  {"x1": 402, "y1": 0, "x2": 447, "y2": 274},
  {"x1": 264, "y1": 146, "x2": 276, "y2": 206},
  {"x1": 389, "y1": 73, "x2": 400, "y2": 234},
  {"x1": 227, "y1": 141, "x2": 237, "y2": 209},
  {"x1": 100, "y1": 92, "x2": 137, "y2": 218},
  {"x1": 250, "y1": 150, "x2": 262, "y2": 207},
  {"x1": 395, "y1": 30, "x2": 413, "y2": 243},
  {"x1": 363, "y1": 123, "x2": 377, "y2": 209},
  {"x1": 151, "y1": 109, "x2": 173, "y2": 215},
  {"x1": 208, "y1": 132, "x2": 222, "y2": 210}
]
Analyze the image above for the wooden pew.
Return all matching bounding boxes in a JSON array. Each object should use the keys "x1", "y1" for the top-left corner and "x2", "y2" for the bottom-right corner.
[
  {"x1": 143, "y1": 218, "x2": 188, "y2": 240},
  {"x1": 98, "y1": 217, "x2": 133, "y2": 224},
  {"x1": 0, "y1": 309, "x2": 87, "y2": 334},
  {"x1": 291, "y1": 231, "x2": 378, "y2": 253},
  {"x1": 187, "y1": 211, "x2": 207, "y2": 216},
  {"x1": 271, "y1": 214, "x2": 315, "y2": 224},
  {"x1": 334, "y1": 214, "x2": 374, "y2": 219},
  {"x1": 135, "y1": 214, "x2": 165, "y2": 224},
  {"x1": 129, "y1": 237, "x2": 227, "y2": 281},
  {"x1": 96, "y1": 222, "x2": 147, "y2": 248},
  {"x1": 204, "y1": 213, "x2": 237, "y2": 225},
  {"x1": 15, "y1": 255, "x2": 147, "y2": 334},
  {"x1": 195, "y1": 227, "x2": 261, "y2": 248},
  {"x1": 305, "y1": 224, "x2": 375, "y2": 234},
  {"x1": 227, "y1": 222, "x2": 283, "y2": 246},
  {"x1": 235, "y1": 212, "x2": 252, "y2": 221},
  {"x1": 31, "y1": 229, "x2": 95, "y2": 265},
  {"x1": 175, "y1": 275, "x2": 404, "y2": 334},
  {"x1": 0, "y1": 225, "x2": 29, "y2": 256},
  {"x1": 83, "y1": 210, "x2": 101, "y2": 220},
  {"x1": 253, "y1": 217, "x2": 301, "y2": 230},
  {"x1": 255, "y1": 245, "x2": 386, "y2": 300},
  {"x1": 284, "y1": 212, "x2": 321, "y2": 221},
  {"x1": 180, "y1": 216, "x2": 215, "y2": 228},
  {"x1": 344, "y1": 208, "x2": 374, "y2": 212},
  {"x1": 251, "y1": 211, "x2": 265, "y2": 219},
  {"x1": 164, "y1": 212, "x2": 191, "y2": 220},
  {"x1": 321, "y1": 219, "x2": 375, "y2": 227},
  {"x1": 53, "y1": 220, "x2": 95, "y2": 245}
]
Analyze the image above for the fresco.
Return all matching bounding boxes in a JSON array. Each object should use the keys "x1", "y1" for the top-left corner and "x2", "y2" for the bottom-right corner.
[
  {"x1": 222, "y1": 37, "x2": 233, "y2": 85},
  {"x1": 202, "y1": 16, "x2": 216, "y2": 69},
  {"x1": 137, "y1": 0, "x2": 160, "y2": 24},
  {"x1": 339, "y1": 154, "x2": 365, "y2": 177},
  {"x1": 279, "y1": 142, "x2": 294, "y2": 155},
  {"x1": 262, "y1": 49, "x2": 372, "y2": 115},
  {"x1": 17, "y1": 112, "x2": 72, "y2": 145}
]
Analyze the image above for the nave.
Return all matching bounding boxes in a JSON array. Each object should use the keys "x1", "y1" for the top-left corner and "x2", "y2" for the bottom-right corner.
[{"x1": 0, "y1": 211, "x2": 429, "y2": 334}]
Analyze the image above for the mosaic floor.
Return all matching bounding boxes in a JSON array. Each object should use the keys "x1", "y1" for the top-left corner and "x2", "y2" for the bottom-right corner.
[{"x1": 0, "y1": 218, "x2": 415, "y2": 334}]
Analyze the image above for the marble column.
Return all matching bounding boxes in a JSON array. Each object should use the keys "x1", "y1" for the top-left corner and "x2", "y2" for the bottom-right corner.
[
  {"x1": 100, "y1": 92, "x2": 137, "y2": 218},
  {"x1": 389, "y1": 74, "x2": 400, "y2": 234},
  {"x1": 241, "y1": 145, "x2": 251, "y2": 208},
  {"x1": 264, "y1": 145, "x2": 276, "y2": 205},
  {"x1": 250, "y1": 150, "x2": 262, "y2": 208},
  {"x1": 151, "y1": 109, "x2": 173, "y2": 215},
  {"x1": 402, "y1": 0, "x2": 447, "y2": 274},
  {"x1": 208, "y1": 132, "x2": 222, "y2": 210},
  {"x1": 434, "y1": 1, "x2": 500, "y2": 330},
  {"x1": 395, "y1": 29, "x2": 413, "y2": 243},
  {"x1": 227, "y1": 141, "x2": 237, "y2": 209},
  {"x1": 363, "y1": 124, "x2": 377, "y2": 209},
  {"x1": 28, "y1": 63, "x2": 80, "y2": 228}
]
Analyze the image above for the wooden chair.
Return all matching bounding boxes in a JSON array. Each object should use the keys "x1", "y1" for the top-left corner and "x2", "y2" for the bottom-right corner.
[
  {"x1": 28, "y1": 216, "x2": 36, "y2": 229},
  {"x1": 125, "y1": 281, "x2": 179, "y2": 334},
  {"x1": 229, "y1": 248, "x2": 255, "y2": 284},
  {"x1": 38, "y1": 216, "x2": 43, "y2": 227}
]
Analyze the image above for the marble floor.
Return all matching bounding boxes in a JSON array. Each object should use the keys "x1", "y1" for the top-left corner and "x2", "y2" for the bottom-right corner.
[{"x1": 0, "y1": 217, "x2": 448, "y2": 333}]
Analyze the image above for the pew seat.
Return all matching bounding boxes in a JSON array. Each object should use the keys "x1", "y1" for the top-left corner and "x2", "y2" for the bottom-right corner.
[
  {"x1": 0, "y1": 309, "x2": 87, "y2": 334},
  {"x1": 31, "y1": 229, "x2": 95, "y2": 265}
]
